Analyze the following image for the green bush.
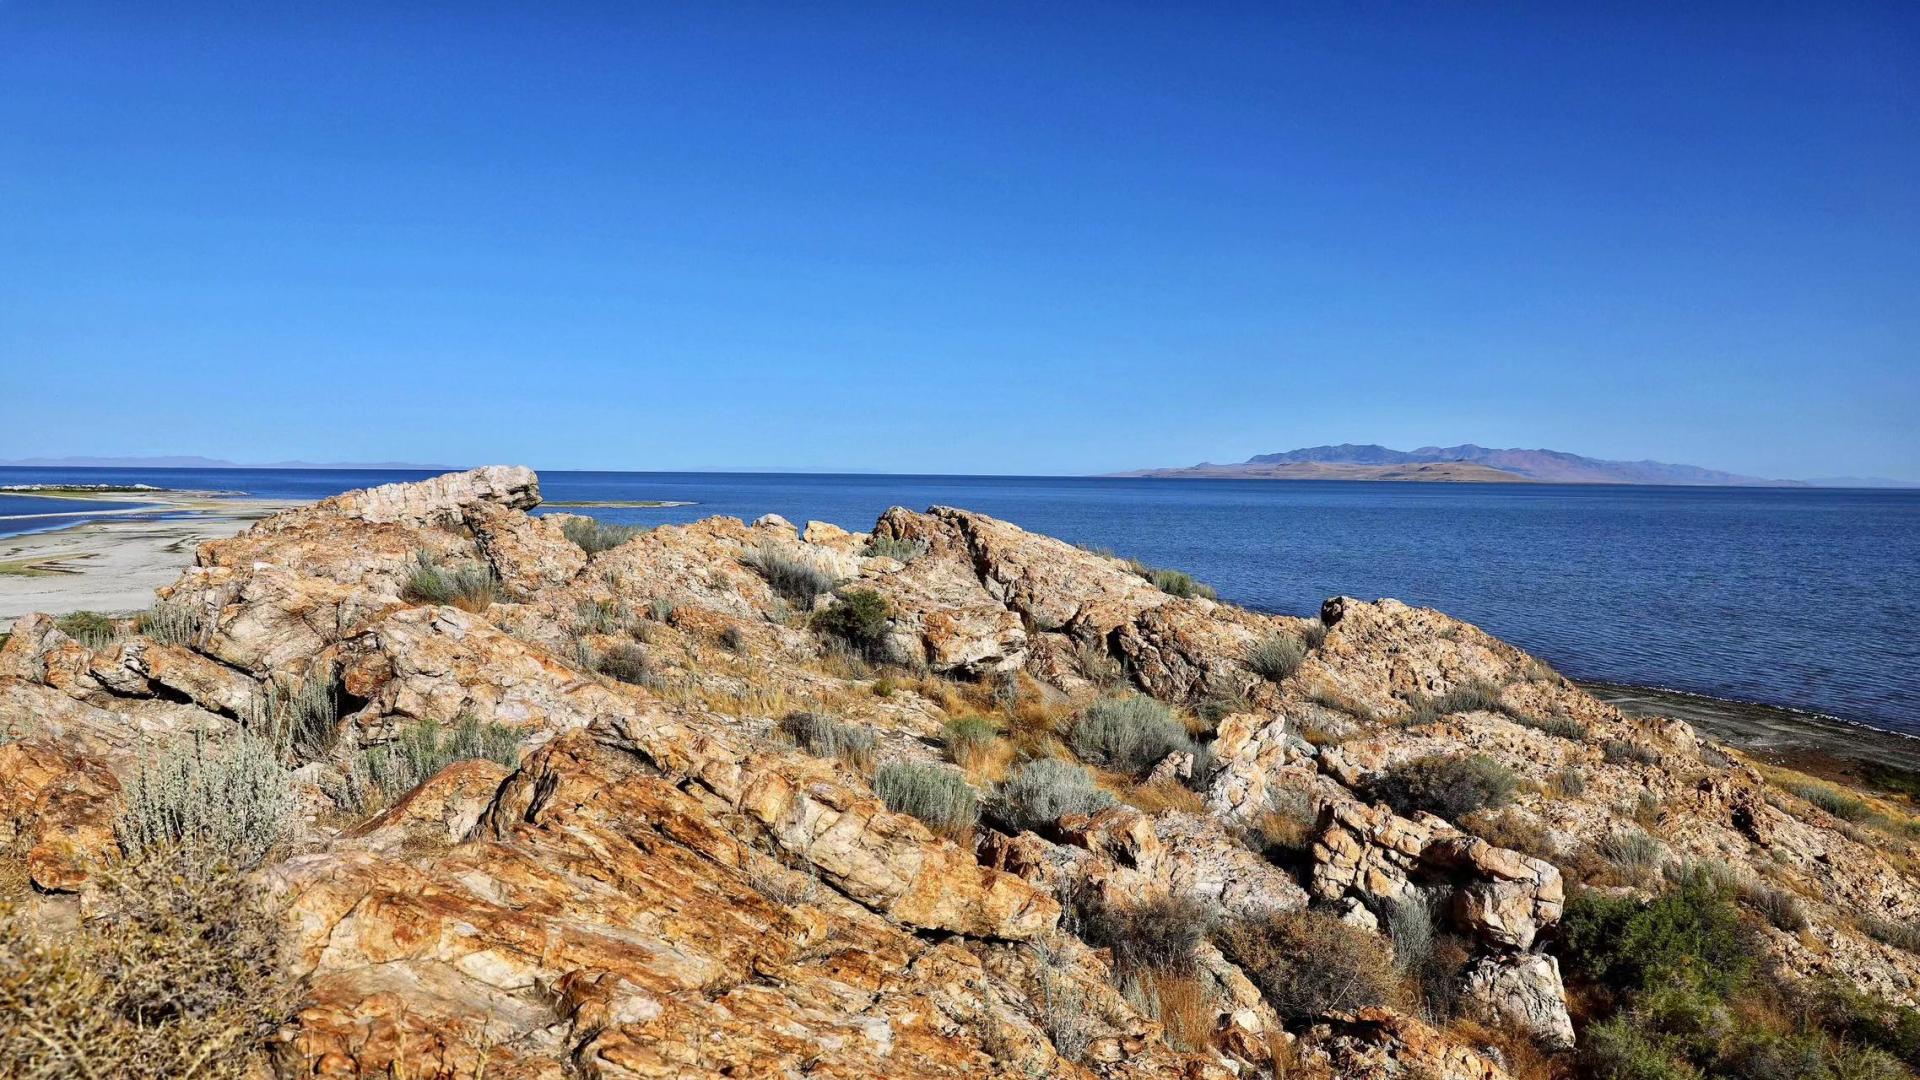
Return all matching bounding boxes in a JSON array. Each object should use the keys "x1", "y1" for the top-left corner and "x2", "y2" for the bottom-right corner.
[
  {"x1": 991, "y1": 758, "x2": 1117, "y2": 832},
  {"x1": 743, "y1": 543, "x2": 841, "y2": 605},
  {"x1": 402, "y1": 552, "x2": 502, "y2": 611},
  {"x1": 55, "y1": 610, "x2": 117, "y2": 649},
  {"x1": 875, "y1": 762, "x2": 978, "y2": 839},
  {"x1": 1069, "y1": 695, "x2": 1193, "y2": 776},
  {"x1": 1370, "y1": 753, "x2": 1517, "y2": 822},
  {"x1": 1246, "y1": 634, "x2": 1306, "y2": 682},
  {"x1": 561, "y1": 516, "x2": 646, "y2": 554},
  {"x1": 117, "y1": 732, "x2": 294, "y2": 868},
  {"x1": 1218, "y1": 909, "x2": 1399, "y2": 1022},
  {"x1": 863, "y1": 535, "x2": 928, "y2": 562},
  {"x1": 342, "y1": 716, "x2": 521, "y2": 814},
  {"x1": 779, "y1": 711, "x2": 876, "y2": 770},
  {"x1": 1561, "y1": 871, "x2": 1752, "y2": 998},
  {"x1": 811, "y1": 588, "x2": 892, "y2": 660},
  {"x1": 1583, "y1": 1016, "x2": 1704, "y2": 1080}
]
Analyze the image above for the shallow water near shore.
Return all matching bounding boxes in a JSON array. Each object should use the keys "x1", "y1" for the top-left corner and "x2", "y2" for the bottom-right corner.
[{"x1": 4, "y1": 466, "x2": 1916, "y2": 734}]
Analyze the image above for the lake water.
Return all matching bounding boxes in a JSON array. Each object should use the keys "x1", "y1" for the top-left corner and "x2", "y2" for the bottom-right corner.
[
  {"x1": 0, "y1": 492, "x2": 150, "y2": 538},
  {"x1": 3, "y1": 466, "x2": 1915, "y2": 734}
]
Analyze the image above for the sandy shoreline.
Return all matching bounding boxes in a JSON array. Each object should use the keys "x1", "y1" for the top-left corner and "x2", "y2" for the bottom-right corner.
[{"x1": 0, "y1": 491, "x2": 304, "y2": 629}]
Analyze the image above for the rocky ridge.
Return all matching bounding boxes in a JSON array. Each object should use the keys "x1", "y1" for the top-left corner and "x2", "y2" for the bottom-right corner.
[{"x1": 2, "y1": 466, "x2": 1917, "y2": 1078}]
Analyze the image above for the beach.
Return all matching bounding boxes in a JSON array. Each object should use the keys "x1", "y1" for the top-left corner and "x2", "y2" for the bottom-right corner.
[{"x1": 0, "y1": 490, "x2": 303, "y2": 629}]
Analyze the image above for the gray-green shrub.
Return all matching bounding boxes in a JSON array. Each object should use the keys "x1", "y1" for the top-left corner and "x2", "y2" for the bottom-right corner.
[
  {"x1": 342, "y1": 716, "x2": 521, "y2": 814},
  {"x1": 1069, "y1": 695, "x2": 1193, "y2": 776},
  {"x1": 250, "y1": 672, "x2": 341, "y2": 760},
  {"x1": 595, "y1": 642, "x2": 654, "y2": 686},
  {"x1": 561, "y1": 516, "x2": 645, "y2": 554},
  {"x1": 991, "y1": 758, "x2": 1116, "y2": 832},
  {"x1": 864, "y1": 535, "x2": 928, "y2": 562},
  {"x1": 743, "y1": 543, "x2": 841, "y2": 605},
  {"x1": 402, "y1": 552, "x2": 502, "y2": 610},
  {"x1": 1246, "y1": 634, "x2": 1305, "y2": 682},
  {"x1": 1143, "y1": 567, "x2": 1217, "y2": 601},
  {"x1": 136, "y1": 601, "x2": 208, "y2": 648},
  {"x1": 1524, "y1": 713, "x2": 1590, "y2": 741},
  {"x1": 1605, "y1": 739, "x2": 1664, "y2": 767},
  {"x1": 779, "y1": 711, "x2": 877, "y2": 770},
  {"x1": 117, "y1": 732, "x2": 294, "y2": 867},
  {"x1": 875, "y1": 762, "x2": 978, "y2": 839},
  {"x1": 574, "y1": 599, "x2": 631, "y2": 635},
  {"x1": 1596, "y1": 829, "x2": 1663, "y2": 872}
]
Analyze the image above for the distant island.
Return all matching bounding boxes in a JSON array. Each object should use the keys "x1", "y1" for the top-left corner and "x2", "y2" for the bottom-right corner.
[{"x1": 1118, "y1": 443, "x2": 1843, "y2": 486}]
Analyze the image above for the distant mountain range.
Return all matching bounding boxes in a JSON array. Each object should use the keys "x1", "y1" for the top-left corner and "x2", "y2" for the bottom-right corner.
[
  {"x1": 1120, "y1": 444, "x2": 1915, "y2": 487},
  {"x1": 0, "y1": 455, "x2": 455, "y2": 470}
]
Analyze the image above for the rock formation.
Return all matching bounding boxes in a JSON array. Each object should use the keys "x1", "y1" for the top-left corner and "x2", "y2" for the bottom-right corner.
[{"x1": 3, "y1": 466, "x2": 1918, "y2": 1078}]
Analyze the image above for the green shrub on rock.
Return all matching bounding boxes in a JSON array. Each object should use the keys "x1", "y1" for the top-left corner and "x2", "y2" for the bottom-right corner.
[
  {"x1": 1370, "y1": 753, "x2": 1517, "y2": 822},
  {"x1": 811, "y1": 588, "x2": 892, "y2": 661},
  {"x1": 991, "y1": 758, "x2": 1117, "y2": 832},
  {"x1": 1069, "y1": 695, "x2": 1193, "y2": 777},
  {"x1": 875, "y1": 762, "x2": 978, "y2": 839}
]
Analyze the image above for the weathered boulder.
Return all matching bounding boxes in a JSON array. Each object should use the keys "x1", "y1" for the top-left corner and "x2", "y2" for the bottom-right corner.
[
  {"x1": 0, "y1": 740, "x2": 121, "y2": 892},
  {"x1": 1462, "y1": 952, "x2": 1575, "y2": 1050}
]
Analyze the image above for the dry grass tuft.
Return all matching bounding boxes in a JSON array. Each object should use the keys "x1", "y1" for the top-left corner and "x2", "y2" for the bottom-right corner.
[{"x1": 0, "y1": 849, "x2": 295, "y2": 1079}]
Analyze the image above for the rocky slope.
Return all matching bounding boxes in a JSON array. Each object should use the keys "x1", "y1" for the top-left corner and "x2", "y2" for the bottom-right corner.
[{"x1": 2, "y1": 466, "x2": 1916, "y2": 1078}]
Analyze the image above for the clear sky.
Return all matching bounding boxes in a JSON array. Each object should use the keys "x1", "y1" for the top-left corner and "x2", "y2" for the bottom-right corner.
[{"x1": 2, "y1": 4, "x2": 1915, "y2": 478}]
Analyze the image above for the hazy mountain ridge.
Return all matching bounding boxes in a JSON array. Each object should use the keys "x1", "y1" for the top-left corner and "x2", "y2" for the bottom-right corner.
[{"x1": 1144, "y1": 443, "x2": 1814, "y2": 486}]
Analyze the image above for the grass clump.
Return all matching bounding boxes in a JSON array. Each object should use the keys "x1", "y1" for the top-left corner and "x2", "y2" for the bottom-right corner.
[
  {"x1": 117, "y1": 732, "x2": 294, "y2": 869},
  {"x1": 561, "y1": 516, "x2": 645, "y2": 554},
  {"x1": 1604, "y1": 739, "x2": 1664, "y2": 767},
  {"x1": 863, "y1": 535, "x2": 928, "y2": 562},
  {"x1": 1141, "y1": 566, "x2": 1217, "y2": 600},
  {"x1": 55, "y1": 610, "x2": 118, "y2": 649},
  {"x1": 342, "y1": 716, "x2": 521, "y2": 814},
  {"x1": 574, "y1": 599, "x2": 631, "y2": 635},
  {"x1": 0, "y1": 850, "x2": 295, "y2": 1079},
  {"x1": 779, "y1": 711, "x2": 876, "y2": 770},
  {"x1": 991, "y1": 758, "x2": 1117, "y2": 832},
  {"x1": 743, "y1": 543, "x2": 841, "y2": 605},
  {"x1": 136, "y1": 601, "x2": 208, "y2": 648},
  {"x1": 811, "y1": 588, "x2": 892, "y2": 661},
  {"x1": 943, "y1": 715, "x2": 1002, "y2": 773},
  {"x1": 1860, "y1": 917, "x2": 1920, "y2": 955},
  {"x1": 1246, "y1": 634, "x2": 1305, "y2": 682},
  {"x1": 594, "y1": 642, "x2": 654, "y2": 686},
  {"x1": 875, "y1": 762, "x2": 978, "y2": 840},
  {"x1": 402, "y1": 551, "x2": 502, "y2": 612},
  {"x1": 250, "y1": 672, "x2": 342, "y2": 761},
  {"x1": 1084, "y1": 894, "x2": 1218, "y2": 1051},
  {"x1": 1404, "y1": 680, "x2": 1507, "y2": 725},
  {"x1": 1069, "y1": 695, "x2": 1194, "y2": 777},
  {"x1": 1371, "y1": 753, "x2": 1517, "y2": 822},
  {"x1": 1218, "y1": 909, "x2": 1399, "y2": 1022},
  {"x1": 1523, "y1": 713, "x2": 1590, "y2": 741},
  {"x1": 1784, "y1": 779, "x2": 1874, "y2": 823},
  {"x1": 1595, "y1": 828, "x2": 1664, "y2": 874}
]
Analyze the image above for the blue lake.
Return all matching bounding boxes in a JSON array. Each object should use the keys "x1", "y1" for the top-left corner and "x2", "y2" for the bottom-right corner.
[{"x1": 3, "y1": 466, "x2": 1915, "y2": 734}]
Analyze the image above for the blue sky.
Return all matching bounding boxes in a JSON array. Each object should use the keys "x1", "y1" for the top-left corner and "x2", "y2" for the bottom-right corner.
[{"x1": 2, "y1": 4, "x2": 1915, "y2": 478}]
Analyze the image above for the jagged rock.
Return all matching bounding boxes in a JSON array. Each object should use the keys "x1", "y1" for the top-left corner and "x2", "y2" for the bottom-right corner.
[
  {"x1": 465, "y1": 499, "x2": 586, "y2": 594},
  {"x1": 1462, "y1": 952, "x2": 1576, "y2": 1050},
  {"x1": 256, "y1": 464, "x2": 539, "y2": 532},
  {"x1": 0, "y1": 740, "x2": 120, "y2": 892},
  {"x1": 1311, "y1": 801, "x2": 1563, "y2": 950},
  {"x1": 1305, "y1": 1007, "x2": 1509, "y2": 1080}
]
